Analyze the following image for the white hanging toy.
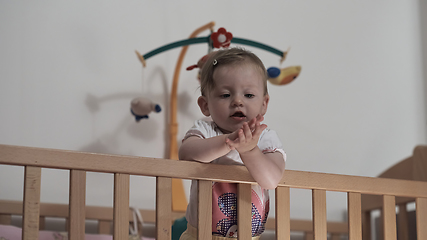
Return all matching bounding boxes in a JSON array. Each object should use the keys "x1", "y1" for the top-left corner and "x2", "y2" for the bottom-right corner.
[{"x1": 130, "y1": 97, "x2": 161, "y2": 121}]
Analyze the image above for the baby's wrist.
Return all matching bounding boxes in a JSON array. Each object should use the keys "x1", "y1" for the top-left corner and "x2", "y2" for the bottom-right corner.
[
  {"x1": 238, "y1": 146, "x2": 259, "y2": 156},
  {"x1": 224, "y1": 134, "x2": 232, "y2": 151}
]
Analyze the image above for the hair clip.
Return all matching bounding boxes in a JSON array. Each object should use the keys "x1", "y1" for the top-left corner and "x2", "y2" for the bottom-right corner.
[{"x1": 213, "y1": 59, "x2": 218, "y2": 66}]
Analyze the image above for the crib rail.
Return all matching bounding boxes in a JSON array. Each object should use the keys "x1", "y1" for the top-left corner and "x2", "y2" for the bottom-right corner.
[{"x1": 1, "y1": 144, "x2": 427, "y2": 240}]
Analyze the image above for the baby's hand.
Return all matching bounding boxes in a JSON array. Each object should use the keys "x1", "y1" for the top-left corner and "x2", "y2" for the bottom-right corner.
[
  {"x1": 225, "y1": 116, "x2": 267, "y2": 153},
  {"x1": 226, "y1": 114, "x2": 264, "y2": 145},
  {"x1": 247, "y1": 114, "x2": 264, "y2": 131}
]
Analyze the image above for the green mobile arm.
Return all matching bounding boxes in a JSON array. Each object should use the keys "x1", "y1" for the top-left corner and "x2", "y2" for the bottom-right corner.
[{"x1": 140, "y1": 35, "x2": 286, "y2": 62}]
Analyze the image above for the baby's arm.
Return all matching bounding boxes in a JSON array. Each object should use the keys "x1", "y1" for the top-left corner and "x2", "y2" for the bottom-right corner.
[
  {"x1": 226, "y1": 118, "x2": 285, "y2": 189},
  {"x1": 179, "y1": 116, "x2": 263, "y2": 163},
  {"x1": 179, "y1": 134, "x2": 231, "y2": 163},
  {"x1": 240, "y1": 147, "x2": 285, "y2": 190}
]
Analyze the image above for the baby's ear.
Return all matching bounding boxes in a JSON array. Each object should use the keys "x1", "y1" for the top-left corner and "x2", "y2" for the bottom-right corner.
[
  {"x1": 261, "y1": 94, "x2": 270, "y2": 116},
  {"x1": 197, "y1": 96, "x2": 211, "y2": 116}
]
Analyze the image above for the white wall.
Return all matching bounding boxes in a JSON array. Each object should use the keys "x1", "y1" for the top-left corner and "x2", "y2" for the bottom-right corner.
[{"x1": 0, "y1": 1, "x2": 426, "y2": 222}]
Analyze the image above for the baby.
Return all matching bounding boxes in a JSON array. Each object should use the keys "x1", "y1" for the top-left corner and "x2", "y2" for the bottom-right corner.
[{"x1": 179, "y1": 47, "x2": 286, "y2": 240}]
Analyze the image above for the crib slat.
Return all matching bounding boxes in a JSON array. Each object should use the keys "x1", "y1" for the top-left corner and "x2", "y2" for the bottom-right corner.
[
  {"x1": 22, "y1": 166, "x2": 41, "y2": 240},
  {"x1": 198, "y1": 180, "x2": 212, "y2": 240},
  {"x1": 382, "y1": 195, "x2": 397, "y2": 240},
  {"x1": 362, "y1": 210, "x2": 371, "y2": 240},
  {"x1": 156, "y1": 177, "x2": 172, "y2": 240},
  {"x1": 113, "y1": 173, "x2": 130, "y2": 240},
  {"x1": 312, "y1": 189, "x2": 327, "y2": 240},
  {"x1": 275, "y1": 186, "x2": 290, "y2": 240},
  {"x1": 416, "y1": 197, "x2": 427, "y2": 240},
  {"x1": 238, "y1": 183, "x2": 252, "y2": 240},
  {"x1": 347, "y1": 192, "x2": 362, "y2": 240},
  {"x1": 397, "y1": 203, "x2": 408, "y2": 240},
  {"x1": 69, "y1": 170, "x2": 86, "y2": 240}
]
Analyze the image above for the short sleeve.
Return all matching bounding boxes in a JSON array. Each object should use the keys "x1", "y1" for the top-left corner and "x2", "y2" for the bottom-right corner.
[
  {"x1": 258, "y1": 129, "x2": 286, "y2": 162},
  {"x1": 182, "y1": 119, "x2": 220, "y2": 141}
]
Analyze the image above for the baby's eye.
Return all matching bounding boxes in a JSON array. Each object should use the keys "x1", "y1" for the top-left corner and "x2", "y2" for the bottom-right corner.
[
  {"x1": 245, "y1": 94, "x2": 255, "y2": 98},
  {"x1": 220, "y1": 94, "x2": 230, "y2": 98}
]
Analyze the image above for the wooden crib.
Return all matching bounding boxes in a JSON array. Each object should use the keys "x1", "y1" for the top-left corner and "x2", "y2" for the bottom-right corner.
[{"x1": 0, "y1": 144, "x2": 426, "y2": 240}]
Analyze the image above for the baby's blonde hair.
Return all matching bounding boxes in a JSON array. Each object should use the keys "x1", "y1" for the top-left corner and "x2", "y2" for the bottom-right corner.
[{"x1": 199, "y1": 47, "x2": 268, "y2": 96}]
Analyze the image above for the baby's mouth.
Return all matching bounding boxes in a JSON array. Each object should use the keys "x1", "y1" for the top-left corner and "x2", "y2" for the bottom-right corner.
[{"x1": 231, "y1": 111, "x2": 246, "y2": 120}]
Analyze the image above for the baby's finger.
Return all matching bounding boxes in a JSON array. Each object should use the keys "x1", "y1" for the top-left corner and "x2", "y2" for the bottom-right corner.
[
  {"x1": 253, "y1": 123, "x2": 267, "y2": 137},
  {"x1": 238, "y1": 128, "x2": 246, "y2": 143},
  {"x1": 247, "y1": 118, "x2": 256, "y2": 131},
  {"x1": 243, "y1": 122, "x2": 252, "y2": 138},
  {"x1": 225, "y1": 138, "x2": 238, "y2": 150},
  {"x1": 228, "y1": 137, "x2": 240, "y2": 151},
  {"x1": 228, "y1": 129, "x2": 240, "y2": 141}
]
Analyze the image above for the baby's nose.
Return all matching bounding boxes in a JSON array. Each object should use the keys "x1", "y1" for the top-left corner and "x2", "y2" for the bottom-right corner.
[{"x1": 232, "y1": 96, "x2": 244, "y2": 106}]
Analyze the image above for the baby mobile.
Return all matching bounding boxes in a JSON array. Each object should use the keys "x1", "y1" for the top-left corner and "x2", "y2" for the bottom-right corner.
[{"x1": 132, "y1": 22, "x2": 301, "y2": 211}]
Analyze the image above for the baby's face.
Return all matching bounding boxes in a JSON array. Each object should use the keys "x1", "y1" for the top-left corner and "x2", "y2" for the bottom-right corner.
[{"x1": 201, "y1": 63, "x2": 269, "y2": 133}]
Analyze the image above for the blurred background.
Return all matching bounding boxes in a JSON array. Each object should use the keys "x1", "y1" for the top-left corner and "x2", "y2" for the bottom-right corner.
[{"x1": 1, "y1": 0, "x2": 426, "y2": 224}]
